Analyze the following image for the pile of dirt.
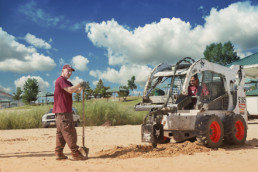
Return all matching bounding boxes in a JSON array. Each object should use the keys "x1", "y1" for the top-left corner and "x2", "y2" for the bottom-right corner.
[
  {"x1": 95, "y1": 141, "x2": 211, "y2": 159},
  {"x1": 0, "y1": 138, "x2": 28, "y2": 142},
  {"x1": 245, "y1": 138, "x2": 258, "y2": 147}
]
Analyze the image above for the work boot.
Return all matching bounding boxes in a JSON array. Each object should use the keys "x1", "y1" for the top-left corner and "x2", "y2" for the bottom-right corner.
[
  {"x1": 72, "y1": 150, "x2": 87, "y2": 160},
  {"x1": 55, "y1": 152, "x2": 68, "y2": 160}
]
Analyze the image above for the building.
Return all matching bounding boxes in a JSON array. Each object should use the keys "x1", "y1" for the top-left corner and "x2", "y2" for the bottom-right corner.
[
  {"x1": 229, "y1": 52, "x2": 258, "y2": 79},
  {"x1": 229, "y1": 52, "x2": 258, "y2": 117},
  {"x1": 0, "y1": 90, "x2": 14, "y2": 109}
]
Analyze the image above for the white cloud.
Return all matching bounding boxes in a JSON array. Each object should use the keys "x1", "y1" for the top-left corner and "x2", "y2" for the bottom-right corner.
[
  {"x1": 14, "y1": 75, "x2": 50, "y2": 92},
  {"x1": 19, "y1": 1, "x2": 64, "y2": 28},
  {"x1": 72, "y1": 55, "x2": 89, "y2": 71},
  {"x1": 0, "y1": 28, "x2": 35, "y2": 61},
  {"x1": 89, "y1": 70, "x2": 98, "y2": 78},
  {"x1": 68, "y1": 76, "x2": 83, "y2": 85},
  {"x1": 0, "y1": 53, "x2": 56, "y2": 73},
  {"x1": 0, "y1": 84, "x2": 11, "y2": 93},
  {"x1": 18, "y1": 1, "x2": 84, "y2": 31},
  {"x1": 0, "y1": 28, "x2": 56, "y2": 73},
  {"x1": 71, "y1": 21, "x2": 87, "y2": 31},
  {"x1": 90, "y1": 64, "x2": 152, "y2": 87},
  {"x1": 59, "y1": 58, "x2": 66, "y2": 66},
  {"x1": 196, "y1": 2, "x2": 258, "y2": 50},
  {"x1": 235, "y1": 49, "x2": 253, "y2": 59},
  {"x1": 53, "y1": 76, "x2": 83, "y2": 87},
  {"x1": 53, "y1": 80, "x2": 56, "y2": 88},
  {"x1": 49, "y1": 38, "x2": 53, "y2": 43},
  {"x1": 25, "y1": 33, "x2": 51, "y2": 49},
  {"x1": 86, "y1": 18, "x2": 201, "y2": 65},
  {"x1": 85, "y1": 1, "x2": 258, "y2": 66},
  {"x1": 92, "y1": 80, "x2": 99, "y2": 86}
]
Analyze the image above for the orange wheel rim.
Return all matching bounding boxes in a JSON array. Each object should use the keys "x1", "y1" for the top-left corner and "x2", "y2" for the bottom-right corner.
[
  {"x1": 210, "y1": 121, "x2": 221, "y2": 143},
  {"x1": 235, "y1": 120, "x2": 244, "y2": 141}
]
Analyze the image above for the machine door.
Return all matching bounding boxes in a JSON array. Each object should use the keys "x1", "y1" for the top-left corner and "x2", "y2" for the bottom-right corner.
[{"x1": 200, "y1": 71, "x2": 228, "y2": 110}]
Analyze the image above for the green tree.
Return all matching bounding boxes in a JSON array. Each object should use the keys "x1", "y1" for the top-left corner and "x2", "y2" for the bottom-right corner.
[
  {"x1": 119, "y1": 85, "x2": 129, "y2": 97},
  {"x1": 94, "y1": 79, "x2": 103, "y2": 97},
  {"x1": 96, "y1": 79, "x2": 104, "y2": 89},
  {"x1": 94, "y1": 79, "x2": 110, "y2": 98},
  {"x1": 22, "y1": 78, "x2": 40, "y2": 104},
  {"x1": 203, "y1": 41, "x2": 239, "y2": 66},
  {"x1": 83, "y1": 81, "x2": 91, "y2": 100},
  {"x1": 87, "y1": 88, "x2": 94, "y2": 99},
  {"x1": 74, "y1": 93, "x2": 81, "y2": 102},
  {"x1": 13, "y1": 87, "x2": 23, "y2": 103},
  {"x1": 127, "y1": 76, "x2": 137, "y2": 95}
]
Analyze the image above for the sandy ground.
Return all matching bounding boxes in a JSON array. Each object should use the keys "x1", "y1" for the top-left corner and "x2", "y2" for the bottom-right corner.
[{"x1": 1, "y1": 121, "x2": 258, "y2": 172}]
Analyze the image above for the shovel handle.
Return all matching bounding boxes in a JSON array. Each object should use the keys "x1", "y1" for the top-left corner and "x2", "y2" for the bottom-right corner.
[{"x1": 82, "y1": 89, "x2": 85, "y2": 147}]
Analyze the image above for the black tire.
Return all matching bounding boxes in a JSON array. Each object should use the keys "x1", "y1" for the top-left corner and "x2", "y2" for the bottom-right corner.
[
  {"x1": 223, "y1": 114, "x2": 247, "y2": 145},
  {"x1": 196, "y1": 115, "x2": 224, "y2": 148}
]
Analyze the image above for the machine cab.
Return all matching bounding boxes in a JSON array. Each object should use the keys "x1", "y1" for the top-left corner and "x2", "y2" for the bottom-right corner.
[{"x1": 138, "y1": 59, "x2": 232, "y2": 111}]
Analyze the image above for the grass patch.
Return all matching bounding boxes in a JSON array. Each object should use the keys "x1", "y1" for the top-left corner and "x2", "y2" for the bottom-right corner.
[
  {"x1": 0, "y1": 105, "x2": 52, "y2": 129},
  {"x1": 0, "y1": 97, "x2": 146, "y2": 129},
  {"x1": 74, "y1": 96, "x2": 145, "y2": 126}
]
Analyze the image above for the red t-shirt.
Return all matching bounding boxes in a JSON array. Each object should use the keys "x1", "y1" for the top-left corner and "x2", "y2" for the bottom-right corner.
[
  {"x1": 53, "y1": 76, "x2": 73, "y2": 113},
  {"x1": 188, "y1": 84, "x2": 209, "y2": 96},
  {"x1": 188, "y1": 85, "x2": 198, "y2": 96}
]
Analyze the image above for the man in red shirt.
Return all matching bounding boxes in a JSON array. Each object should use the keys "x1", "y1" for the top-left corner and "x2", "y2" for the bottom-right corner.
[{"x1": 53, "y1": 64, "x2": 87, "y2": 160}]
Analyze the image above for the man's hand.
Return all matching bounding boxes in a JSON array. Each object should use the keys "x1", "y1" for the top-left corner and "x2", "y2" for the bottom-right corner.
[{"x1": 80, "y1": 81, "x2": 87, "y2": 89}]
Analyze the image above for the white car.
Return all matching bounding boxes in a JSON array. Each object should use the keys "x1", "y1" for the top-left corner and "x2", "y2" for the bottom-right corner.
[{"x1": 42, "y1": 108, "x2": 81, "y2": 128}]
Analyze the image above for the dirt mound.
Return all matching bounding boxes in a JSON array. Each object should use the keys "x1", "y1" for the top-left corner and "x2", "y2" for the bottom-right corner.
[
  {"x1": 95, "y1": 141, "x2": 211, "y2": 159},
  {"x1": 101, "y1": 121, "x2": 111, "y2": 126},
  {"x1": 0, "y1": 138, "x2": 28, "y2": 142},
  {"x1": 245, "y1": 138, "x2": 258, "y2": 147}
]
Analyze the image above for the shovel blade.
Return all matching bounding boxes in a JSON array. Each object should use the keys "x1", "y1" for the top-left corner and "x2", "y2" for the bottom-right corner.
[{"x1": 79, "y1": 146, "x2": 89, "y2": 158}]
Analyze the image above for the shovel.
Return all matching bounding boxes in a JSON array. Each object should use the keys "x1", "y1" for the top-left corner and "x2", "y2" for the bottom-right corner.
[{"x1": 79, "y1": 89, "x2": 89, "y2": 159}]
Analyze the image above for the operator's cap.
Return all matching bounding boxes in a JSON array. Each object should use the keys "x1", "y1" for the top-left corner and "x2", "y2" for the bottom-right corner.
[{"x1": 62, "y1": 64, "x2": 75, "y2": 71}]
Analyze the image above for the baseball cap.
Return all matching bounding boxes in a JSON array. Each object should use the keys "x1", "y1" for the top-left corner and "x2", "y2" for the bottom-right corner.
[{"x1": 62, "y1": 64, "x2": 75, "y2": 71}]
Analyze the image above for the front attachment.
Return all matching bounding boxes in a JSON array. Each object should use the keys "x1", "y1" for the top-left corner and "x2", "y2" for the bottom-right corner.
[{"x1": 141, "y1": 123, "x2": 164, "y2": 144}]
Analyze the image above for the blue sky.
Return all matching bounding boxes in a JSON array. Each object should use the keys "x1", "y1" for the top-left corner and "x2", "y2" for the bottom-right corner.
[{"x1": 1, "y1": 0, "x2": 258, "y2": 96}]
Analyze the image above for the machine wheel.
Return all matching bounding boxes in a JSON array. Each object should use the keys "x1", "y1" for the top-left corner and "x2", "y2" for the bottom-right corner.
[
  {"x1": 196, "y1": 115, "x2": 224, "y2": 148},
  {"x1": 224, "y1": 114, "x2": 247, "y2": 145}
]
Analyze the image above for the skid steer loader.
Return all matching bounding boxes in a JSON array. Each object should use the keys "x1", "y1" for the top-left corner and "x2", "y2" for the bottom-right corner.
[{"x1": 135, "y1": 57, "x2": 248, "y2": 148}]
